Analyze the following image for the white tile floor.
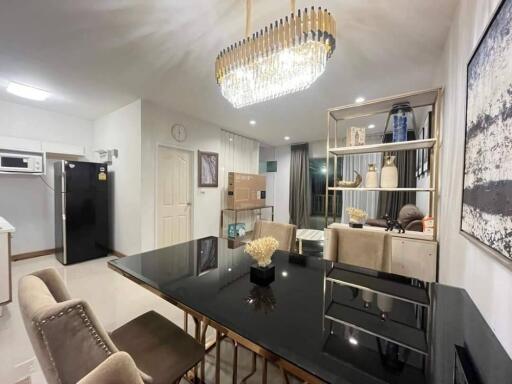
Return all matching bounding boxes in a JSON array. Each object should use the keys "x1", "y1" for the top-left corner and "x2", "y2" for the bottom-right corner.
[{"x1": 0, "y1": 254, "x2": 298, "y2": 384}]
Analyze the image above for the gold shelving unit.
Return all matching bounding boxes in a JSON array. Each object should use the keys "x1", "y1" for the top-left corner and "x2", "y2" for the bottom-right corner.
[{"x1": 324, "y1": 88, "x2": 443, "y2": 240}]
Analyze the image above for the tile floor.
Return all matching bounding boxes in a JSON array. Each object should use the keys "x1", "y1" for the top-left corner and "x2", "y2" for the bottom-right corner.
[{"x1": 0, "y1": 254, "x2": 298, "y2": 384}]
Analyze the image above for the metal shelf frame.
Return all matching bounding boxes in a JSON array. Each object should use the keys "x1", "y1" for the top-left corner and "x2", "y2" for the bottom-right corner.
[{"x1": 324, "y1": 88, "x2": 443, "y2": 241}]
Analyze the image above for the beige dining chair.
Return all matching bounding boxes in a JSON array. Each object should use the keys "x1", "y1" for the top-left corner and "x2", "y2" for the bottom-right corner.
[
  {"x1": 78, "y1": 352, "x2": 143, "y2": 384},
  {"x1": 323, "y1": 227, "x2": 392, "y2": 272},
  {"x1": 252, "y1": 220, "x2": 297, "y2": 252},
  {"x1": 18, "y1": 268, "x2": 204, "y2": 384}
]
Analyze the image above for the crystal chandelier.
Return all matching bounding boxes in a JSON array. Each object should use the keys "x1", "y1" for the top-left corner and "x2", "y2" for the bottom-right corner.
[{"x1": 215, "y1": 0, "x2": 336, "y2": 108}]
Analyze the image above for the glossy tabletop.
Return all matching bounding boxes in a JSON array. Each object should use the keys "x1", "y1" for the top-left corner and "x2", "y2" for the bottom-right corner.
[{"x1": 109, "y1": 237, "x2": 511, "y2": 384}]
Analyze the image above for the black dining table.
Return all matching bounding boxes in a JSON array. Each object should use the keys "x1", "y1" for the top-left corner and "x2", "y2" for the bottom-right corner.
[{"x1": 108, "y1": 236, "x2": 511, "y2": 384}]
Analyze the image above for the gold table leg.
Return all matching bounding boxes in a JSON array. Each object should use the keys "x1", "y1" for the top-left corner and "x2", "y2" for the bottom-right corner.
[{"x1": 215, "y1": 330, "x2": 221, "y2": 384}]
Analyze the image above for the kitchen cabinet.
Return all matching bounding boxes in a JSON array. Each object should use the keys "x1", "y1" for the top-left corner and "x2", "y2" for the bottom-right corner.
[{"x1": 0, "y1": 217, "x2": 15, "y2": 316}]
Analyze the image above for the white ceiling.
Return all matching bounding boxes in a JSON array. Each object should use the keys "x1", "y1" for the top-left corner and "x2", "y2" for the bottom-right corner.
[{"x1": 0, "y1": 0, "x2": 459, "y2": 146}]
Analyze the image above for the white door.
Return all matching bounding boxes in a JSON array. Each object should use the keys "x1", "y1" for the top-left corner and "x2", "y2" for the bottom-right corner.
[{"x1": 157, "y1": 146, "x2": 193, "y2": 248}]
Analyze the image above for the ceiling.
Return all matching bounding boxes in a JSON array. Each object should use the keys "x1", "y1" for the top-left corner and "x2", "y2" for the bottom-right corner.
[{"x1": 0, "y1": 0, "x2": 459, "y2": 146}]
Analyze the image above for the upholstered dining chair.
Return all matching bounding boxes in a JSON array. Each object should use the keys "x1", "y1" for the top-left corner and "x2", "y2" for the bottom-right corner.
[
  {"x1": 18, "y1": 268, "x2": 204, "y2": 384},
  {"x1": 252, "y1": 220, "x2": 297, "y2": 252},
  {"x1": 78, "y1": 352, "x2": 143, "y2": 384},
  {"x1": 323, "y1": 227, "x2": 392, "y2": 272}
]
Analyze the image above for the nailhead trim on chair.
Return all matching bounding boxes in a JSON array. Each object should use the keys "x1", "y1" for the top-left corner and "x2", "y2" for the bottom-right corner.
[{"x1": 34, "y1": 303, "x2": 113, "y2": 383}]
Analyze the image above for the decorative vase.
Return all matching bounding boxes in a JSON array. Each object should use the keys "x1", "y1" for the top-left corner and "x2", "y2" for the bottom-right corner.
[
  {"x1": 382, "y1": 102, "x2": 417, "y2": 143},
  {"x1": 381, "y1": 156, "x2": 398, "y2": 188},
  {"x1": 250, "y1": 264, "x2": 275, "y2": 286},
  {"x1": 365, "y1": 163, "x2": 379, "y2": 188}
]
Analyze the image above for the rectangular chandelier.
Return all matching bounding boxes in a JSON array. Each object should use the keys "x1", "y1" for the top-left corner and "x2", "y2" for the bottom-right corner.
[{"x1": 215, "y1": 6, "x2": 336, "y2": 108}]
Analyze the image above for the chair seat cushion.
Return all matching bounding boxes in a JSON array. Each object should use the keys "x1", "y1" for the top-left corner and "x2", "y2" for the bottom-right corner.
[{"x1": 111, "y1": 311, "x2": 204, "y2": 384}]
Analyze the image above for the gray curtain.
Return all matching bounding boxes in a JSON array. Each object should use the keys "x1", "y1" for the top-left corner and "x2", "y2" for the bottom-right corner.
[
  {"x1": 377, "y1": 150, "x2": 417, "y2": 219},
  {"x1": 289, "y1": 144, "x2": 310, "y2": 228}
]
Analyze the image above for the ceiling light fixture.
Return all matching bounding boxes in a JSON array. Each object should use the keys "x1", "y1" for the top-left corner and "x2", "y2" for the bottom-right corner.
[
  {"x1": 249, "y1": 120, "x2": 256, "y2": 125},
  {"x1": 215, "y1": 0, "x2": 336, "y2": 108},
  {"x1": 284, "y1": 136, "x2": 291, "y2": 141},
  {"x1": 355, "y1": 97, "x2": 365, "y2": 103},
  {"x1": 6, "y1": 82, "x2": 50, "y2": 101},
  {"x1": 349, "y1": 337, "x2": 358, "y2": 346},
  {"x1": 368, "y1": 124, "x2": 376, "y2": 129}
]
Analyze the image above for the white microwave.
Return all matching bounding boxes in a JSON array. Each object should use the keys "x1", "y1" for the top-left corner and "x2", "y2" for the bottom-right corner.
[{"x1": 0, "y1": 151, "x2": 44, "y2": 173}]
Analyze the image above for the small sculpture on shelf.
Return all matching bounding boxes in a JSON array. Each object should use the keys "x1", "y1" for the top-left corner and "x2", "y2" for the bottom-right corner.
[
  {"x1": 337, "y1": 171, "x2": 362, "y2": 188},
  {"x1": 346, "y1": 207, "x2": 367, "y2": 229},
  {"x1": 383, "y1": 214, "x2": 405, "y2": 234}
]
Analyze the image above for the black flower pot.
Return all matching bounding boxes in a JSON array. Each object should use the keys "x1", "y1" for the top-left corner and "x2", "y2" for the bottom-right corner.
[{"x1": 250, "y1": 264, "x2": 275, "y2": 286}]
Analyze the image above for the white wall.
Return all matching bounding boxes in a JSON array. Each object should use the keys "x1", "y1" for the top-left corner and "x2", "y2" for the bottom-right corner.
[
  {"x1": 140, "y1": 100, "x2": 222, "y2": 251},
  {"x1": 435, "y1": 0, "x2": 512, "y2": 357},
  {"x1": 93, "y1": 99, "x2": 142, "y2": 256},
  {"x1": 0, "y1": 99, "x2": 93, "y2": 255}
]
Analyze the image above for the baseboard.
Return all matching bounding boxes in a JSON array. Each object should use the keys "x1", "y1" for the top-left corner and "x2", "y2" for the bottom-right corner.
[
  {"x1": 110, "y1": 249, "x2": 127, "y2": 258},
  {"x1": 12, "y1": 248, "x2": 56, "y2": 261}
]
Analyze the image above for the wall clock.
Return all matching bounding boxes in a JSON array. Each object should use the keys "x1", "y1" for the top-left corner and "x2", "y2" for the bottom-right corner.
[{"x1": 171, "y1": 124, "x2": 187, "y2": 142}]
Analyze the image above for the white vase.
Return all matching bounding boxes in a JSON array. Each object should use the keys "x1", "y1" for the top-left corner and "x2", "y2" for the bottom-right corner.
[
  {"x1": 365, "y1": 163, "x2": 379, "y2": 188},
  {"x1": 381, "y1": 156, "x2": 398, "y2": 188}
]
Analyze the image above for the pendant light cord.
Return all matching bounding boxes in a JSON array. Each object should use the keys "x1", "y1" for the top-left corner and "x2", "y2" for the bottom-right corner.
[
  {"x1": 245, "y1": 0, "x2": 252, "y2": 38},
  {"x1": 245, "y1": 0, "x2": 296, "y2": 38}
]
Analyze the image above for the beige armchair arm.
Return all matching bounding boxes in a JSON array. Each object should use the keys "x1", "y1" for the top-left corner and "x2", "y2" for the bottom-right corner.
[{"x1": 78, "y1": 352, "x2": 144, "y2": 384}]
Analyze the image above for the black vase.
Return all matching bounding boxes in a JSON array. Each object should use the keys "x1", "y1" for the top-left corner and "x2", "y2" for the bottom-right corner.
[{"x1": 250, "y1": 264, "x2": 275, "y2": 286}]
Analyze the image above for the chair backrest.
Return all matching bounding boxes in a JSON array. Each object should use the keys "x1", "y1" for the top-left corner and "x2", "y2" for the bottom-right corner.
[
  {"x1": 18, "y1": 268, "x2": 119, "y2": 384},
  {"x1": 252, "y1": 220, "x2": 297, "y2": 252},
  {"x1": 324, "y1": 227, "x2": 391, "y2": 272}
]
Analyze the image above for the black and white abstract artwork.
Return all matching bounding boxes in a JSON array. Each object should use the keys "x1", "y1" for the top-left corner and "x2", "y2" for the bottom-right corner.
[
  {"x1": 462, "y1": 0, "x2": 512, "y2": 260},
  {"x1": 198, "y1": 151, "x2": 218, "y2": 187}
]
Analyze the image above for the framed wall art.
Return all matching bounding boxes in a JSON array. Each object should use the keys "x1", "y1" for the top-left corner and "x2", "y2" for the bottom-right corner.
[
  {"x1": 198, "y1": 150, "x2": 219, "y2": 187},
  {"x1": 461, "y1": 0, "x2": 512, "y2": 261}
]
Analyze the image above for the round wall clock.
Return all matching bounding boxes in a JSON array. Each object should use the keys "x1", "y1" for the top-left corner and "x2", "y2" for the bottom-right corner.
[{"x1": 171, "y1": 124, "x2": 187, "y2": 142}]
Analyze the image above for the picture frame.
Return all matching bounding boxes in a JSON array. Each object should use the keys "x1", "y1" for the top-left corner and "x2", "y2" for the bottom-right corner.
[
  {"x1": 460, "y1": 0, "x2": 512, "y2": 262},
  {"x1": 198, "y1": 151, "x2": 219, "y2": 187}
]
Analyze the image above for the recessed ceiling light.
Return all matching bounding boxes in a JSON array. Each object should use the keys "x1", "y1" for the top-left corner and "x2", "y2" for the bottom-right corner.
[
  {"x1": 349, "y1": 337, "x2": 358, "y2": 346},
  {"x1": 368, "y1": 124, "x2": 376, "y2": 129},
  {"x1": 6, "y1": 82, "x2": 50, "y2": 101},
  {"x1": 355, "y1": 97, "x2": 365, "y2": 103},
  {"x1": 284, "y1": 136, "x2": 290, "y2": 141},
  {"x1": 249, "y1": 120, "x2": 256, "y2": 126},
  {"x1": 281, "y1": 271, "x2": 288, "y2": 277}
]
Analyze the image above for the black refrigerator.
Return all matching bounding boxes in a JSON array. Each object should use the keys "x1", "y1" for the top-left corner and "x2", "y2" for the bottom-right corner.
[{"x1": 54, "y1": 160, "x2": 109, "y2": 265}]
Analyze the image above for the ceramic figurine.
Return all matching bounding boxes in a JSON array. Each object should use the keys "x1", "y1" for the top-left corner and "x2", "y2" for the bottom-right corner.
[
  {"x1": 381, "y1": 156, "x2": 398, "y2": 188},
  {"x1": 337, "y1": 171, "x2": 362, "y2": 188}
]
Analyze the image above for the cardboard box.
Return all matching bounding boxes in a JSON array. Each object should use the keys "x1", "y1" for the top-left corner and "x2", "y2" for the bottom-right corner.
[{"x1": 227, "y1": 172, "x2": 266, "y2": 209}]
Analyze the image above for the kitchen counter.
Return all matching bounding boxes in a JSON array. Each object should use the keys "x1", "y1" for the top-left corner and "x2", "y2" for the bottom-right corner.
[
  {"x1": 0, "y1": 217, "x2": 15, "y2": 234},
  {"x1": 0, "y1": 217, "x2": 14, "y2": 314}
]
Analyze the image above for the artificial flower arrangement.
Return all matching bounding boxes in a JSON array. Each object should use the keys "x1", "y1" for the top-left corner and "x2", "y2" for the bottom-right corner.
[
  {"x1": 244, "y1": 236, "x2": 279, "y2": 268},
  {"x1": 346, "y1": 207, "x2": 368, "y2": 224}
]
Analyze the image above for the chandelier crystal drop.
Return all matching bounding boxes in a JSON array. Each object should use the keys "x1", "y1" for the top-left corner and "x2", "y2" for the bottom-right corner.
[{"x1": 215, "y1": 5, "x2": 336, "y2": 108}]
